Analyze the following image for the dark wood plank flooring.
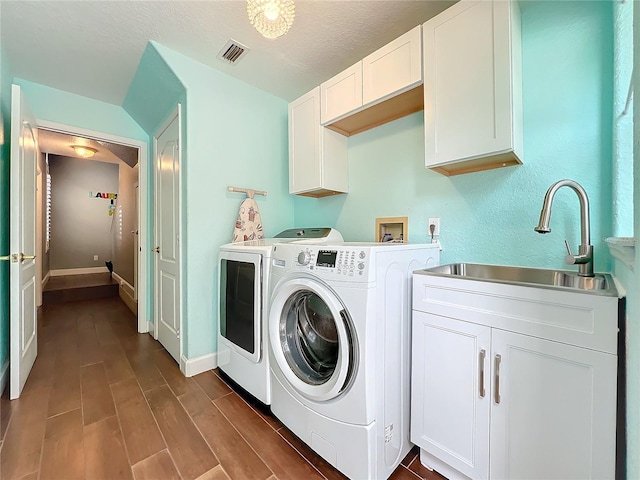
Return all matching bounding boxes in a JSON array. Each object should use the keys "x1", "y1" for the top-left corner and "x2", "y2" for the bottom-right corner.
[
  {"x1": 0, "y1": 296, "x2": 445, "y2": 480},
  {"x1": 43, "y1": 273, "x2": 119, "y2": 304}
]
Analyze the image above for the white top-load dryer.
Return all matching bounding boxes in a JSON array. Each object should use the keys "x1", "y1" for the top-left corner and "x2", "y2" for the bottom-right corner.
[
  {"x1": 217, "y1": 228, "x2": 343, "y2": 405},
  {"x1": 268, "y1": 242, "x2": 440, "y2": 480}
]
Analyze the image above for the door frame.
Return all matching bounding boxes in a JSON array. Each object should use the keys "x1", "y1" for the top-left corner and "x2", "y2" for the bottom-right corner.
[
  {"x1": 37, "y1": 119, "x2": 150, "y2": 333},
  {"x1": 152, "y1": 105, "x2": 183, "y2": 363}
]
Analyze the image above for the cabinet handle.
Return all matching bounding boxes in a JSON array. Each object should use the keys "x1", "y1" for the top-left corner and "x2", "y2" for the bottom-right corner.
[
  {"x1": 479, "y1": 349, "x2": 486, "y2": 398},
  {"x1": 494, "y1": 354, "x2": 502, "y2": 404}
]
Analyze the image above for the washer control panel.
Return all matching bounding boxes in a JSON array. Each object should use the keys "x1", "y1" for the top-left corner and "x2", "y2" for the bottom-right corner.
[{"x1": 295, "y1": 247, "x2": 368, "y2": 278}]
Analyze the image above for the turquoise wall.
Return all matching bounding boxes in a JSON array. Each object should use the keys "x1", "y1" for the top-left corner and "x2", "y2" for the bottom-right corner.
[
  {"x1": 15, "y1": 79, "x2": 148, "y2": 142},
  {"x1": 294, "y1": 1, "x2": 614, "y2": 275},
  {"x1": 123, "y1": 42, "x2": 187, "y2": 136},
  {"x1": 0, "y1": 43, "x2": 13, "y2": 379},
  {"x1": 123, "y1": 42, "x2": 187, "y2": 329},
  {"x1": 617, "y1": 1, "x2": 640, "y2": 476},
  {"x1": 611, "y1": 1, "x2": 637, "y2": 477},
  {"x1": 153, "y1": 44, "x2": 293, "y2": 360}
]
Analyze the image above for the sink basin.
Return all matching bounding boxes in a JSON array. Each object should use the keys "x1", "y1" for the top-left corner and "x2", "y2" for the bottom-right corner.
[{"x1": 417, "y1": 263, "x2": 618, "y2": 296}]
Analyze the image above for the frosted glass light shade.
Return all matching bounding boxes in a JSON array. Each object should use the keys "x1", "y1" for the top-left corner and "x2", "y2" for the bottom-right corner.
[
  {"x1": 72, "y1": 145, "x2": 97, "y2": 158},
  {"x1": 247, "y1": 0, "x2": 295, "y2": 39}
]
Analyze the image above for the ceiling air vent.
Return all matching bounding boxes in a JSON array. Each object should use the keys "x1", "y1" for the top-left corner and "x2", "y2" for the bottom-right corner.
[{"x1": 217, "y1": 40, "x2": 250, "y2": 65}]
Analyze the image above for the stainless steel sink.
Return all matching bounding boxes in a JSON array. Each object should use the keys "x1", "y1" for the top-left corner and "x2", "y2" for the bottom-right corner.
[{"x1": 417, "y1": 263, "x2": 618, "y2": 296}]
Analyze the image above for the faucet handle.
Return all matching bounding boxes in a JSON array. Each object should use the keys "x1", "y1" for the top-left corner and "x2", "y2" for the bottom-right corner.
[
  {"x1": 564, "y1": 240, "x2": 578, "y2": 265},
  {"x1": 564, "y1": 240, "x2": 573, "y2": 256}
]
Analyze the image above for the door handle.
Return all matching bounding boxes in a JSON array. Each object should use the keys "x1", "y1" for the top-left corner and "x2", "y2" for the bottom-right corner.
[
  {"x1": 152, "y1": 246, "x2": 160, "y2": 253},
  {"x1": 0, "y1": 253, "x2": 36, "y2": 263},
  {"x1": 494, "y1": 354, "x2": 502, "y2": 404},
  {"x1": 479, "y1": 349, "x2": 486, "y2": 398}
]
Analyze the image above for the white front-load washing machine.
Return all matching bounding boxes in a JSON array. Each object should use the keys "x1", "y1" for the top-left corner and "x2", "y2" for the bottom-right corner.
[
  {"x1": 268, "y1": 242, "x2": 440, "y2": 479},
  {"x1": 217, "y1": 228, "x2": 343, "y2": 405}
]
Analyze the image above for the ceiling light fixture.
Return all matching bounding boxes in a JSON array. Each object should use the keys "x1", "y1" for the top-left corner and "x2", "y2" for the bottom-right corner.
[
  {"x1": 72, "y1": 145, "x2": 97, "y2": 158},
  {"x1": 247, "y1": 0, "x2": 295, "y2": 39}
]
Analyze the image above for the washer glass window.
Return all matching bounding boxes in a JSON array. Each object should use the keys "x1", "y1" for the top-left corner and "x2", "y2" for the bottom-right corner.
[{"x1": 281, "y1": 290, "x2": 339, "y2": 385}]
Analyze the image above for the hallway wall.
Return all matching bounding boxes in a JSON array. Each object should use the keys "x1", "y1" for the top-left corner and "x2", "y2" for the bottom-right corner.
[
  {"x1": 113, "y1": 162, "x2": 138, "y2": 287},
  {"x1": 49, "y1": 155, "x2": 119, "y2": 270}
]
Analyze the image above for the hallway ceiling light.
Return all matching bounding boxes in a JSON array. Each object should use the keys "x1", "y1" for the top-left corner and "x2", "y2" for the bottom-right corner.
[
  {"x1": 247, "y1": 0, "x2": 295, "y2": 39},
  {"x1": 72, "y1": 145, "x2": 97, "y2": 158}
]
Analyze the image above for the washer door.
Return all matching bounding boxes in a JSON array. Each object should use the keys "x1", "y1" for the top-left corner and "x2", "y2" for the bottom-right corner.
[{"x1": 269, "y1": 277, "x2": 357, "y2": 402}]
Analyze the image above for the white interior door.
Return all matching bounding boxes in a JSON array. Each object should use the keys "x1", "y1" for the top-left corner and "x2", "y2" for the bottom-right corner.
[
  {"x1": 8, "y1": 85, "x2": 39, "y2": 399},
  {"x1": 134, "y1": 183, "x2": 139, "y2": 301},
  {"x1": 154, "y1": 107, "x2": 181, "y2": 363}
]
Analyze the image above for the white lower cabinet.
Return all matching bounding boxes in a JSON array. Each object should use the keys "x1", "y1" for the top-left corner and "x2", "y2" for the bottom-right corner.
[
  {"x1": 411, "y1": 313, "x2": 490, "y2": 480},
  {"x1": 411, "y1": 279, "x2": 618, "y2": 480},
  {"x1": 489, "y1": 329, "x2": 617, "y2": 480}
]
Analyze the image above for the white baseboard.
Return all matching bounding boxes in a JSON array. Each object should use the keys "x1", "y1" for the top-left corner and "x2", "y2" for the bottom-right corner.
[
  {"x1": 0, "y1": 360, "x2": 9, "y2": 396},
  {"x1": 42, "y1": 271, "x2": 51, "y2": 288},
  {"x1": 180, "y1": 353, "x2": 218, "y2": 377},
  {"x1": 50, "y1": 267, "x2": 109, "y2": 276},
  {"x1": 112, "y1": 272, "x2": 134, "y2": 293}
]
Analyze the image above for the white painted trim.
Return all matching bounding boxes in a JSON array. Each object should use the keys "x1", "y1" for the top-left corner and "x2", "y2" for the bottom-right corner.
[
  {"x1": 0, "y1": 360, "x2": 8, "y2": 396},
  {"x1": 112, "y1": 271, "x2": 134, "y2": 293},
  {"x1": 49, "y1": 267, "x2": 109, "y2": 276},
  {"x1": 35, "y1": 119, "x2": 149, "y2": 335},
  {"x1": 42, "y1": 271, "x2": 50, "y2": 288},
  {"x1": 180, "y1": 353, "x2": 218, "y2": 377}
]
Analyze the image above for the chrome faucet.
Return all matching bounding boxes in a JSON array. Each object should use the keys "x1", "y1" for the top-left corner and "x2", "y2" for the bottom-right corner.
[{"x1": 534, "y1": 179, "x2": 594, "y2": 277}]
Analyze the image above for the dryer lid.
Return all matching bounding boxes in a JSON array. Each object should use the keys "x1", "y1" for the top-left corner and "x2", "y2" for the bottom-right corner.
[{"x1": 274, "y1": 228, "x2": 343, "y2": 242}]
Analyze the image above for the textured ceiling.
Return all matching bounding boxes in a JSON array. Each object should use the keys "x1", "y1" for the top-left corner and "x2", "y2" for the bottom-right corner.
[{"x1": 0, "y1": 0, "x2": 456, "y2": 105}]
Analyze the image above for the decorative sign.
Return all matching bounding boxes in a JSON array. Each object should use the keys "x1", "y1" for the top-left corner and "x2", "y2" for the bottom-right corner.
[
  {"x1": 89, "y1": 192, "x2": 119, "y2": 216},
  {"x1": 89, "y1": 192, "x2": 118, "y2": 199}
]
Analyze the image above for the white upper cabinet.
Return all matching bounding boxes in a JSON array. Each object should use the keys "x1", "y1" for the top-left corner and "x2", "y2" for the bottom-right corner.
[
  {"x1": 362, "y1": 25, "x2": 422, "y2": 105},
  {"x1": 320, "y1": 26, "x2": 424, "y2": 135},
  {"x1": 320, "y1": 62, "x2": 362, "y2": 125},
  {"x1": 289, "y1": 87, "x2": 348, "y2": 197},
  {"x1": 423, "y1": 0, "x2": 523, "y2": 176}
]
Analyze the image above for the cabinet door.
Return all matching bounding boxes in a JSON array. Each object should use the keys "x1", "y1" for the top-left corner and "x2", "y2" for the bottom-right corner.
[
  {"x1": 320, "y1": 62, "x2": 362, "y2": 124},
  {"x1": 289, "y1": 88, "x2": 322, "y2": 194},
  {"x1": 490, "y1": 330, "x2": 617, "y2": 480},
  {"x1": 423, "y1": 0, "x2": 520, "y2": 167},
  {"x1": 411, "y1": 312, "x2": 491, "y2": 480},
  {"x1": 363, "y1": 25, "x2": 422, "y2": 106}
]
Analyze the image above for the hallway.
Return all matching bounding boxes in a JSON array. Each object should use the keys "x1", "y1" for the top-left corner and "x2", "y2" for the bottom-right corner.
[{"x1": 0, "y1": 297, "x2": 442, "y2": 480}]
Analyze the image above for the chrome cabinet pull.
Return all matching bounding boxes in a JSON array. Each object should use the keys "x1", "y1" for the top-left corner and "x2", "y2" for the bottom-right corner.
[
  {"x1": 479, "y1": 349, "x2": 486, "y2": 398},
  {"x1": 494, "y1": 354, "x2": 502, "y2": 404}
]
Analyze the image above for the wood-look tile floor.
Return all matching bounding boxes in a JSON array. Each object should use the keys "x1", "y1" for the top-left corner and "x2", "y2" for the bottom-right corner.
[{"x1": 0, "y1": 296, "x2": 446, "y2": 480}]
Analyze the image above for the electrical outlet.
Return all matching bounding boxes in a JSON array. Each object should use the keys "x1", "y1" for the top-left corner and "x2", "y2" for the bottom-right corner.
[
  {"x1": 428, "y1": 217, "x2": 440, "y2": 237},
  {"x1": 93, "y1": 255, "x2": 99, "y2": 261}
]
